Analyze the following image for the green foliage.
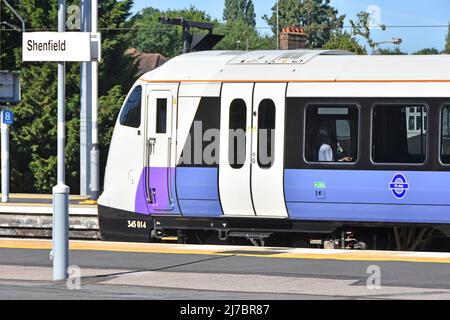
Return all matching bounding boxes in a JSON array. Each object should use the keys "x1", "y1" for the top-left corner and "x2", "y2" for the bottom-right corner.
[
  {"x1": 216, "y1": 20, "x2": 273, "y2": 51},
  {"x1": 1, "y1": 0, "x2": 135, "y2": 193},
  {"x1": 350, "y1": 11, "x2": 386, "y2": 53},
  {"x1": 98, "y1": 85, "x2": 126, "y2": 183},
  {"x1": 98, "y1": 0, "x2": 136, "y2": 95},
  {"x1": 323, "y1": 31, "x2": 366, "y2": 55},
  {"x1": 412, "y1": 48, "x2": 440, "y2": 55},
  {"x1": 376, "y1": 47, "x2": 407, "y2": 55},
  {"x1": 263, "y1": 0, "x2": 345, "y2": 48},
  {"x1": 217, "y1": 0, "x2": 273, "y2": 51},
  {"x1": 130, "y1": 6, "x2": 218, "y2": 57},
  {"x1": 223, "y1": 0, "x2": 256, "y2": 27}
]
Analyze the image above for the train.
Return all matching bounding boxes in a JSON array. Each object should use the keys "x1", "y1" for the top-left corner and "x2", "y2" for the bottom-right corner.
[{"x1": 98, "y1": 49, "x2": 450, "y2": 250}]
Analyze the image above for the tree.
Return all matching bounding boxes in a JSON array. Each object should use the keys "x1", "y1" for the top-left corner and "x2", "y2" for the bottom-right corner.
[
  {"x1": 1, "y1": 0, "x2": 135, "y2": 193},
  {"x1": 413, "y1": 48, "x2": 440, "y2": 55},
  {"x1": 130, "y1": 6, "x2": 218, "y2": 57},
  {"x1": 445, "y1": 23, "x2": 450, "y2": 54},
  {"x1": 223, "y1": 0, "x2": 256, "y2": 27},
  {"x1": 98, "y1": 0, "x2": 136, "y2": 96},
  {"x1": 376, "y1": 47, "x2": 407, "y2": 55},
  {"x1": 263, "y1": 0, "x2": 345, "y2": 48},
  {"x1": 216, "y1": 19, "x2": 273, "y2": 50},
  {"x1": 350, "y1": 11, "x2": 386, "y2": 54},
  {"x1": 217, "y1": 0, "x2": 272, "y2": 51},
  {"x1": 323, "y1": 30, "x2": 366, "y2": 55}
]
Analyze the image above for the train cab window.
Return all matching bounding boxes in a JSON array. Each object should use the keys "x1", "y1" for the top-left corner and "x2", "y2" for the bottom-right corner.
[
  {"x1": 305, "y1": 105, "x2": 358, "y2": 163},
  {"x1": 156, "y1": 98, "x2": 167, "y2": 133},
  {"x1": 372, "y1": 104, "x2": 427, "y2": 164},
  {"x1": 257, "y1": 99, "x2": 276, "y2": 168},
  {"x1": 119, "y1": 85, "x2": 142, "y2": 128},
  {"x1": 229, "y1": 99, "x2": 247, "y2": 169},
  {"x1": 441, "y1": 105, "x2": 450, "y2": 164}
]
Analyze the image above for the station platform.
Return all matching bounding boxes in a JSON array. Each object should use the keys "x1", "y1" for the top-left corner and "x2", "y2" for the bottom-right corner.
[
  {"x1": 1, "y1": 239, "x2": 450, "y2": 299},
  {"x1": 0, "y1": 194, "x2": 99, "y2": 239}
]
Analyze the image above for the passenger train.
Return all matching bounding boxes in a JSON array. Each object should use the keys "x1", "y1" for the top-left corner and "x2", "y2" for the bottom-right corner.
[{"x1": 98, "y1": 50, "x2": 450, "y2": 250}]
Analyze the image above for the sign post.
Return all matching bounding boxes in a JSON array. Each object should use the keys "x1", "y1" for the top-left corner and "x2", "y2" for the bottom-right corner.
[
  {"x1": 0, "y1": 71, "x2": 20, "y2": 203},
  {"x1": 80, "y1": 0, "x2": 92, "y2": 198},
  {"x1": 22, "y1": 3, "x2": 100, "y2": 281},
  {"x1": 51, "y1": 0, "x2": 70, "y2": 281},
  {"x1": 1, "y1": 109, "x2": 11, "y2": 203},
  {"x1": 90, "y1": 0, "x2": 100, "y2": 200}
]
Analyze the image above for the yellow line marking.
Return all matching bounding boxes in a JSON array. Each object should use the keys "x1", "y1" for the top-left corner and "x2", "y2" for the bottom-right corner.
[
  {"x1": 0, "y1": 203, "x2": 53, "y2": 207},
  {"x1": 1, "y1": 239, "x2": 449, "y2": 264},
  {"x1": 9, "y1": 194, "x2": 89, "y2": 200},
  {"x1": 78, "y1": 200, "x2": 97, "y2": 205},
  {"x1": 0, "y1": 203, "x2": 96, "y2": 208}
]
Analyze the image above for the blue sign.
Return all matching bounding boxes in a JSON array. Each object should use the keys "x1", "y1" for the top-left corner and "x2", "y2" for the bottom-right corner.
[
  {"x1": 389, "y1": 173, "x2": 409, "y2": 199},
  {"x1": 1, "y1": 110, "x2": 13, "y2": 125}
]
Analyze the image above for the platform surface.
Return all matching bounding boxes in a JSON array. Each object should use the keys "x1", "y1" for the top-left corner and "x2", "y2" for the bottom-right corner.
[
  {"x1": 1, "y1": 239, "x2": 450, "y2": 300},
  {"x1": 0, "y1": 193, "x2": 97, "y2": 215}
]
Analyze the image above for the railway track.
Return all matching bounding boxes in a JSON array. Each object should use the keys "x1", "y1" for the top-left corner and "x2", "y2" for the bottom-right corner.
[{"x1": 0, "y1": 194, "x2": 99, "y2": 240}]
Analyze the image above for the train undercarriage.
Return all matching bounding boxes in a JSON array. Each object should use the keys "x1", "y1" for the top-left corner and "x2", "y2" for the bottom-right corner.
[
  {"x1": 149, "y1": 216, "x2": 450, "y2": 251},
  {"x1": 98, "y1": 206, "x2": 450, "y2": 251}
]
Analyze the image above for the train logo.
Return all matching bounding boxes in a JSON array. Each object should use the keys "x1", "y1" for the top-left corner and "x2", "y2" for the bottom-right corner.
[{"x1": 389, "y1": 173, "x2": 409, "y2": 199}]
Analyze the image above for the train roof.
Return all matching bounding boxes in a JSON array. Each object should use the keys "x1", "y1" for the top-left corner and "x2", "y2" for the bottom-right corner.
[{"x1": 140, "y1": 50, "x2": 450, "y2": 83}]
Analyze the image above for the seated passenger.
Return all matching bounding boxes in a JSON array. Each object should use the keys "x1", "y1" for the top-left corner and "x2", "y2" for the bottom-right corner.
[{"x1": 318, "y1": 132, "x2": 353, "y2": 162}]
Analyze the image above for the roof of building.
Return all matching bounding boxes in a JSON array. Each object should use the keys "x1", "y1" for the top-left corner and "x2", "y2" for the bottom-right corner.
[{"x1": 126, "y1": 48, "x2": 168, "y2": 78}]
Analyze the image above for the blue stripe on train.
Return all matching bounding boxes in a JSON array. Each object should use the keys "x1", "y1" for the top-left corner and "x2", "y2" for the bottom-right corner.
[
  {"x1": 284, "y1": 169, "x2": 450, "y2": 223},
  {"x1": 175, "y1": 167, "x2": 223, "y2": 217}
]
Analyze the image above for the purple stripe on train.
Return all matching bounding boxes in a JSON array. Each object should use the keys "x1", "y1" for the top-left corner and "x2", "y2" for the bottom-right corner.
[
  {"x1": 134, "y1": 166, "x2": 222, "y2": 217},
  {"x1": 135, "y1": 167, "x2": 180, "y2": 215}
]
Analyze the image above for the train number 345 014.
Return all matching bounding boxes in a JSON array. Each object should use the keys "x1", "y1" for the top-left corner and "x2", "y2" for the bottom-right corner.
[{"x1": 127, "y1": 220, "x2": 147, "y2": 229}]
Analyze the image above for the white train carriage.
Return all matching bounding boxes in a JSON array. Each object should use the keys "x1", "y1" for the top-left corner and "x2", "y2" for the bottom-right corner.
[{"x1": 98, "y1": 50, "x2": 450, "y2": 250}]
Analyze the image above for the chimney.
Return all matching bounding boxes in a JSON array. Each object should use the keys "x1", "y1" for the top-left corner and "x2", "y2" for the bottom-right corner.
[{"x1": 279, "y1": 27, "x2": 307, "y2": 50}]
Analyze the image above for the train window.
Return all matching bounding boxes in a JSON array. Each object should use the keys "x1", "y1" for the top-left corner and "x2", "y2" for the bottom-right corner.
[
  {"x1": 257, "y1": 99, "x2": 275, "y2": 168},
  {"x1": 178, "y1": 97, "x2": 221, "y2": 167},
  {"x1": 229, "y1": 99, "x2": 246, "y2": 169},
  {"x1": 119, "y1": 86, "x2": 142, "y2": 128},
  {"x1": 305, "y1": 105, "x2": 358, "y2": 163},
  {"x1": 156, "y1": 98, "x2": 167, "y2": 133},
  {"x1": 441, "y1": 105, "x2": 450, "y2": 164},
  {"x1": 372, "y1": 104, "x2": 427, "y2": 164}
]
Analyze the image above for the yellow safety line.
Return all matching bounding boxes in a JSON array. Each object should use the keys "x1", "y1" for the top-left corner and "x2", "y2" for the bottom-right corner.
[
  {"x1": 0, "y1": 203, "x2": 96, "y2": 208},
  {"x1": 1, "y1": 239, "x2": 449, "y2": 264},
  {"x1": 9, "y1": 194, "x2": 89, "y2": 200}
]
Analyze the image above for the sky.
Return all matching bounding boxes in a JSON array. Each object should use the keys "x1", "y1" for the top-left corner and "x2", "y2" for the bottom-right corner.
[{"x1": 130, "y1": 0, "x2": 450, "y2": 53}]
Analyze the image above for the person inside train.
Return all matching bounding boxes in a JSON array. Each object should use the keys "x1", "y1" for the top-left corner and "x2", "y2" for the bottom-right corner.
[{"x1": 317, "y1": 128, "x2": 353, "y2": 162}]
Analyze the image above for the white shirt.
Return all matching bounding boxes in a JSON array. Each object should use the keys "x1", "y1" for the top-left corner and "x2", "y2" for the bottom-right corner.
[{"x1": 318, "y1": 144, "x2": 333, "y2": 161}]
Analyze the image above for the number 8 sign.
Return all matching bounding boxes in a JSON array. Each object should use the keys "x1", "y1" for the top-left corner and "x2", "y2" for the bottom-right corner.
[{"x1": 2, "y1": 110, "x2": 13, "y2": 125}]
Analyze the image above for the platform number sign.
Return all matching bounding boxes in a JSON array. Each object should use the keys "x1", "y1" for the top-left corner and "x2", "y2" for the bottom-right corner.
[{"x1": 1, "y1": 110, "x2": 13, "y2": 125}]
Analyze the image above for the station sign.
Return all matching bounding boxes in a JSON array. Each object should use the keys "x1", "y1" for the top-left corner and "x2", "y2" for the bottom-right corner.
[
  {"x1": 22, "y1": 32, "x2": 101, "y2": 62},
  {"x1": 1, "y1": 110, "x2": 13, "y2": 125}
]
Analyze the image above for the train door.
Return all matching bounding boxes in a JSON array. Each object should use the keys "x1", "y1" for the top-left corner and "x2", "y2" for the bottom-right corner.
[
  {"x1": 219, "y1": 83, "x2": 255, "y2": 216},
  {"x1": 144, "y1": 90, "x2": 175, "y2": 212},
  {"x1": 250, "y1": 83, "x2": 288, "y2": 217}
]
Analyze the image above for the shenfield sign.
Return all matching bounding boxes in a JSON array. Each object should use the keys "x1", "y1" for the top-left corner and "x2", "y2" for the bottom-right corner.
[{"x1": 22, "y1": 32, "x2": 101, "y2": 62}]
